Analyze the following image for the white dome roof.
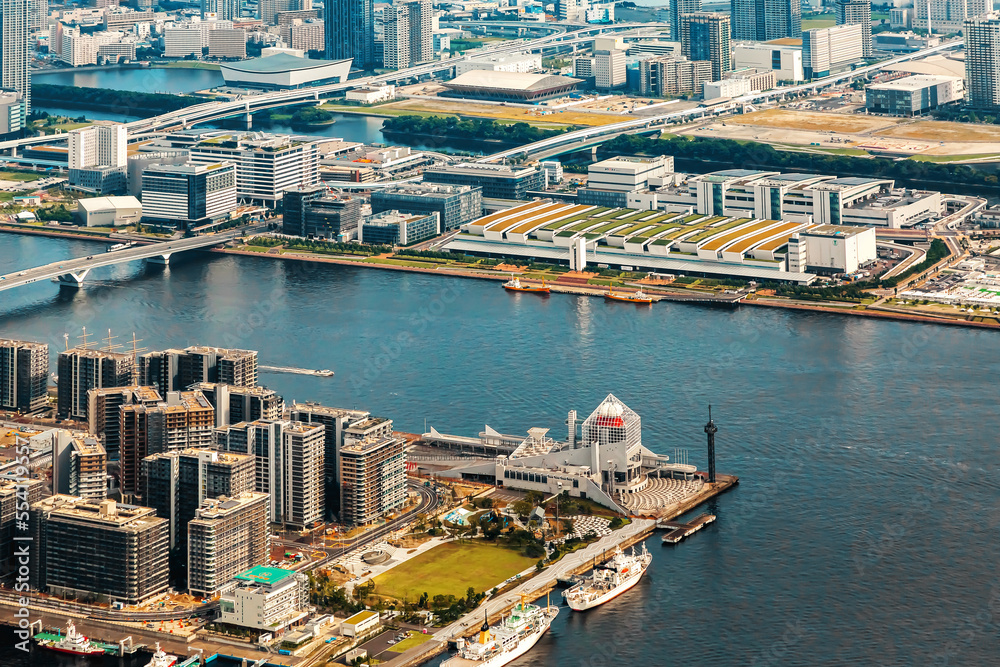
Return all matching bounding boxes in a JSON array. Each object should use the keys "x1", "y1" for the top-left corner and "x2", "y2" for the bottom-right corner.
[{"x1": 597, "y1": 399, "x2": 623, "y2": 418}]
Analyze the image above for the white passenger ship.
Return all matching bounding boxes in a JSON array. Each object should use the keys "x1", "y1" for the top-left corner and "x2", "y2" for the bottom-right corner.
[
  {"x1": 443, "y1": 595, "x2": 559, "y2": 667},
  {"x1": 564, "y1": 544, "x2": 651, "y2": 611}
]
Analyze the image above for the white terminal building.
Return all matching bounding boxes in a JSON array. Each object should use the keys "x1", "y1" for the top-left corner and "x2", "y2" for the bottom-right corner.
[
  {"x1": 786, "y1": 225, "x2": 877, "y2": 275},
  {"x1": 733, "y1": 43, "x2": 804, "y2": 81},
  {"x1": 455, "y1": 52, "x2": 542, "y2": 75},
  {"x1": 430, "y1": 394, "x2": 701, "y2": 515}
]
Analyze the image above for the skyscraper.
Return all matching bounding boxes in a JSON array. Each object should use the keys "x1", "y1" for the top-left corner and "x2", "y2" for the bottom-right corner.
[
  {"x1": 965, "y1": 14, "x2": 1000, "y2": 110},
  {"x1": 383, "y1": 4, "x2": 411, "y2": 70},
  {"x1": 0, "y1": 0, "x2": 30, "y2": 115},
  {"x1": 0, "y1": 339, "x2": 48, "y2": 413},
  {"x1": 57, "y1": 348, "x2": 134, "y2": 421},
  {"x1": 407, "y1": 0, "x2": 433, "y2": 65},
  {"x1": 324, "y1": 0, "x2": 375, "y2": 70},
  {"x1": 835, "y1": 0, "x2": 872, "y2": 58},
  {"x1": 671, "y1": 0, "x2": 702, "y2": 41},
  {"x1": 681, "y1": 13, "x2": 732, "y2": 81},
  {"x1": 731, "y1": 0, "x2": 801, "y2": 41}
]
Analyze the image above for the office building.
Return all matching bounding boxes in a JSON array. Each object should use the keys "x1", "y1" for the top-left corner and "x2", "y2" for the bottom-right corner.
[
  {"x1": 202, "y1": 0, "x2": 240, "y2": 21},
  {"x1": 191, "y1": 382, "x2": 282, "y2": 426},
  {"x1": 0, "y1": 479, "x2": 43, "y2": 577},
  {"x1": 802, "y1": 24, "x2": 863, "y2": 79},
  {"x1": 965, "y1": 14, "x2": 1000, "y2": 111},
  {"x1": 890, "y1": 8, "x2": 912, "y2": 29},
  {"x1": 141, "y1": 162, "x2": 237, "y2": 227},
  {"x1": 127, "y1": 150, "x2": 189, "y2": 197},
  {"x1": 188, "y1": 133, "x2": 319, "y2": 205},
  {"x1": 208, "y1": 28, "x2": 247, "y2": 58},
  {"x1": 279, "y1": 19, "x2": 324, "y2": 53},
  {"x1": 915, "y1": 0, "x2": 991, "y2": 33},
  {"x1": 835, "y1": 0, "x2": 872, "y2": 58},
  {"x1": 704, "y1": 67, "x2": 777, "y2": 99},
  {"x1": 866, "y1": 75, "x2": 964, "y2": 115},
  {"x1": 68, "y1": 165, "x2": 129, "y2": 196},
  {"x1": 214, "y1": 420, "x2": 324, "y2": 527},
  {"x1": 262, "y1": 0, "x2": 308, "y2": 25},
  {"x1": 282, "y1": 184, "x2": 324, "y2": 236},
  {"x1": 731, "y1": 0, "x2": 801, "y2": 41},
  {"x1": 588, "y1": 155, "x2": 674, "y2": 192},
  {"x1": 30, "y1": 497, "x2": 168, "y2": 605},
  {"x1": 218, "y1": 565, "x2": 309, "y2": 631},
  {"x1": 142, "y1": 448, "x2": 255, "y2": 553},
  {"x1": 188, "y1": 493, "x2": 271, "y2": 597},
  {"x1": 423, "y1": 163, "x2": 545, "y2": 200},
  {"x1": 455, "y1": 53, "x2": 541, "y2": 76},
  {"x1": 671, "y1": 0, "x2": 702, "y2": 41},
  {"x1": 359, "y1": 210, "x2": 440, "y2": 246},
  {"x1": 383, "y1": 4, "x2": 411, "y2": 70},
  {"x1": 57, "y1": 347, "x2": 134, "y2": 421},
  {"x1": 872, "y1": 31, "x2": 940, "y2": 53},
  {"x1": 371, "y1": 183, "x2": 483, "y2": 233},
  {"x1": 339, "y1": 418, "x2": 405, "y2": 525},
  {"x1": 733, "y1": 43, "x2": 804, "y2": 81},
  {"x1": 52, "y1": 432, "x2": 107, "y2": 501},
  {"x1": 786, "y1": 225, "x2": 877, "y2": 275},
  {"x1": 324, "y1": 0, "x2": 375, "y2": 69},
  {"x1": 87, "y1": 386, "x2": 162, "y2": 459},
  {"x1": 0, "y1": 339, "x2": 48, "y2": 413},
  {"x1": 681, "y1": 13, "x2": 731, "y2": 81},
  {"x1": 68, "y1": 123, "x2": 129, "y2": 195},
  {"x1": 639, "y1": 56, "x2": 713, "y2": 96},
  {"x1": 138, "y1": 346, "x2": 258, "y2": 396},
  {"x1": 288, "y1": 402, "x2": 369, "y2": 518},
  {"x1": 280, "y1": 193, "x2": 362, "y2": 240},
  {"x1": 591, "y1": 49, "x2": 626, "y2": 90},
  {"x1": 407, "y1": 0, "x2": 433, "y2": 64},
  {"x1": 0, "y1": 90, "x2": 25, "y2": 138},
  {"x1": 119, "y1": 391, "x2": 216, "y2": 497},
  {"x1": 1, "y1": 0, "x2": 30, "y2": 115}
]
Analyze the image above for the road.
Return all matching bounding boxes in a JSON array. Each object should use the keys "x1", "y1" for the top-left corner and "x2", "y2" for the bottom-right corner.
[
  {"x1": 0, "y1": 231, "x2": 241, "y2": 292},
  {"x1": 479, "y1": 39, "x2": 966, "y2": 163}
]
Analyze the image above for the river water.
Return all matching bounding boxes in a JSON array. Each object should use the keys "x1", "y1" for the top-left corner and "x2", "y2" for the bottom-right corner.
[{"x1": 1, "y1": 235, "x2": 999, "y2": 665}]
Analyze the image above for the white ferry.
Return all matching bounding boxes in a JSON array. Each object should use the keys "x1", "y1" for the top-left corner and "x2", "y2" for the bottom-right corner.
[
  {"x1": 36, "y1": 620, "x2": 105, "y2": 657},
  {"x1": 564, "y1": 544, "x2": 651, "y2": 611},
  {"x1": 444, "y1": 595, "x2": 559, "y2": 667},
  {"x1": 143, "y1": 643, "x2": 178, "y2": 667}
]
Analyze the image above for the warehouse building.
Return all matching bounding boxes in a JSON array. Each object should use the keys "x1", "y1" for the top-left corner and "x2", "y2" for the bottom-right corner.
[
  {"x1": 75, "y1": 195, "x2": 142, "y2": 227},
  {"x1": 786, "y1": 225, "x2": 876, "y2": 274},
  {"x1": 865, "y1": 75, "x2": 964, "y2": 116}
]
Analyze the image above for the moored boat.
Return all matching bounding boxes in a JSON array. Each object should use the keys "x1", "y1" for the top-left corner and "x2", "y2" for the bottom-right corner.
[
  {"x1": 443, "y1": 594, "x2": 559, "y2": 667},
  {"x1": 605, "y1": 287, "x2": 653, "y2": 304},
  {"x1": 502, "y1": 275, "x2": 550, "y2": 294},
  {"x1": 144, "y1": 643, "x2": 178, "y2": 667},
  {"x1": 36, "y1": 620, "x2": 105, "y2": 657},
  {"x1": 564, "y1": 544, "x2": 651, "y2": 611}
]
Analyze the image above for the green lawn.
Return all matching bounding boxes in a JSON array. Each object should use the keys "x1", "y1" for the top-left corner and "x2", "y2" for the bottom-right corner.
[
  {"x1": 0, "y1": 170, "x2": 44, "y2": 182},
  {"x1": 909, "y1": 153, "x2": 1000, "y2": 163},
  {"x1": 391, "y1": 631, "x2": 434, "y2": 653},
  {"x1": 802, "y1": 15, "x2": 835, "y2": 29},
  {"x1": 372, "y1": 542, "x2": 535, "y2": 602}
]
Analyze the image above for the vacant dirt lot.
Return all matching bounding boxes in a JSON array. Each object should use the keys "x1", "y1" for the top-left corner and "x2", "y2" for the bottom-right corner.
[
  {"x1": 882, "y1": 120, "x2": 1000, "y2": 143},
  {"x1": 382, "y1": 98, "x2": 624, "y2": 126},
  {"x1": 737, "y1": 109, "x2": 899, "y2": 134}
]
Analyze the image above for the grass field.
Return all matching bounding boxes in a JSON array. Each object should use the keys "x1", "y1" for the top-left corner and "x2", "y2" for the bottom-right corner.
[
  {"x1": 883, "y1": 120, "x2": 1000, "y2": 143},
  {"x1": 392, "y1": 632, "x2": 434, "y2": 653},
  {"x1": 801, "y1": 14, "x2": 835, "y2": 29},
  {"x1": 910, "y1": 153, "x2": 1000, "y2": 162},
  {"x1": 0, "y1": 170, "x2": 44, "y2": 182},
  {"x1": 738, "y1": 109, "x2": 895, "y2": 134},
  {"x1": 372, "y1": 542, "x2": 535, "y2": 602}
]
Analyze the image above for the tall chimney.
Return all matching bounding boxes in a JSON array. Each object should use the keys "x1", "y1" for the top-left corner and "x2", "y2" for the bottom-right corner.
[{"x1": 704, "y1": 406, "x2": 717, "y2": 484}]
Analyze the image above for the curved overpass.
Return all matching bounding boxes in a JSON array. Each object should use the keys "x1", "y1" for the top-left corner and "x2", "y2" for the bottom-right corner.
[{"x1": 478, "y1": 39, "x2": 965, "y2": 163}]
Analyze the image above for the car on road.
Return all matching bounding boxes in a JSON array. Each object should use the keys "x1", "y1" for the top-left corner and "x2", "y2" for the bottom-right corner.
[{"x1": 86, "y1": 256, "x2": 93, "y2": 259}]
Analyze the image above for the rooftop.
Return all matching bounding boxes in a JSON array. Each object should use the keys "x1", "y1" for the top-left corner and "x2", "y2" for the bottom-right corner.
[
  {"x1": 76, "y1": 196, "x2": 141, "y2": 212},
  {"x1": 235, "y1": 565, "x2": 297, "y2": 587},
  {"x1": 804, "y1": 224, "x2": 872, "y2": 237},
  {"x1": 344, "y1": 610, "x2": 378, "y2": 625},
  {"x1": 193, "y1": 492, "x2": 269, "y2": 519},
  {"x1": 444, "y1": 70, "x2": 583, "y2": 92},
  {"x1": 867, "y1": 74, "x2": 963, "y2": 91},
  {"x1": 220, "y1": 52, "x2": 351, "y2": 74}
]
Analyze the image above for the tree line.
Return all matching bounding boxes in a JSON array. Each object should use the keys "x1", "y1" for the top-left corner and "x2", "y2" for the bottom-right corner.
[
  {"x1": 32, "y1": 84, "x2": 203, "y2": 117},
  {"x1": 382, "y1": 115, "x2": 569, "y2": 145},
  {"x1": 599, "y1": 134, "x2": 1000, "y2": 190}
]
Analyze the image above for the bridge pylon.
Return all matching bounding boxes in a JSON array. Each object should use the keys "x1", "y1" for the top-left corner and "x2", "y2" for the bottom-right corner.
[
  {"x1": 57, "y1": 269, "x2": 90, "y2": 288},
  {"x1": 147, "y1": 252, "x2": 173, "y2": 265}
]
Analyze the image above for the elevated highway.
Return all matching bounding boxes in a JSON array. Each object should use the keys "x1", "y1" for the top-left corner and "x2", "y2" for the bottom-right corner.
[
  {"x1": 0, "y1": 23, "x2": 667, "y2": 154},
  {"x1": 0, "y1": 231, "x2": 239, "y2": 292},
  {"x1": 479, "y1": 39, "x2": 965, "y2": 163}
]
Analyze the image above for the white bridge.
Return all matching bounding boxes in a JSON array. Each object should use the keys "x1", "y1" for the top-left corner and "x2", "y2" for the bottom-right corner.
[{"x1": 0, "y1": 231, "x2": 240, "y2": 292}]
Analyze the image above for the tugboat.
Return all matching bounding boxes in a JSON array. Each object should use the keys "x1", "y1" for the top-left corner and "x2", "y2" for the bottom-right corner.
[
  {"x1": 502, "y1": 275, "x2": 550, "y2": 294},
  {"x1": 605, "y1": 286, "x2": 653, "y2": 304},
  {"x1": 36, "y1": 620, "x2": 105, "y2": 657},
  {"x1": 143, "y1": 643, "x2": 178, "y2": 667},
  {"x1": 443, "y1": 594, "x2": 559, "y2": 667},
  {"x1": 564, "y1": 544, "x2": 652, "y2": 611}
]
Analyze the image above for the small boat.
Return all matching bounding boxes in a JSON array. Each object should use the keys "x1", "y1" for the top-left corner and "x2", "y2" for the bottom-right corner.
[
  {"x1": 502, "y1": 275, "x2": 549, "y2": 294},
  {"x1": 144, "y1": 643, "x2": 178, "y2": 667},
  {"x1": 36, "y1": 620, "x2": 105, "y2": 657},
  {"x1": 605, "y1": 286, "x2": 653, "y2": 304}
]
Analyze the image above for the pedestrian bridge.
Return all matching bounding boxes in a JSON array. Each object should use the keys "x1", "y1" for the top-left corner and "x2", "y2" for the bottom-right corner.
[{"x1": 0, "y1": 231, "x2": 239, "y2": 292}]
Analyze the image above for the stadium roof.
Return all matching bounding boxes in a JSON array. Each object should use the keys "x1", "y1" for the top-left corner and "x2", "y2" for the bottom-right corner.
[
  {"x1": 222, "y1": 53, "x2": 352, "y2": 74},
  {"x1": 445, "y1": 70, "x2": 583, "y2": 92}
]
